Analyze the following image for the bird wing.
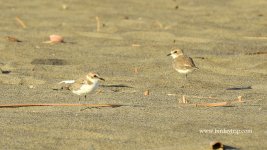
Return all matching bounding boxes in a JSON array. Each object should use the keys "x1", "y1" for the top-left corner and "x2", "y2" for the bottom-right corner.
[
  {"x1": 173, "y1": 55, "x2": 198, "y2": 69},
  {"x1": 68, "y1": 78, "x2": 86, "y2": 91},
  {"x1": 68, "y1": 82, "x2": 81, "y2": 91},
  {"x1": 58, "y1": 80, "x2": 75, "y2": 84},
  {"x1": 186, "y1": 56, "x2": 198, "y2": 68},
  {"x1": 68, "y1": 78, "x2": 93, "y2": 91},
  {"x1": 57, "y1": 80, "x2": 75, "y2": 90}
]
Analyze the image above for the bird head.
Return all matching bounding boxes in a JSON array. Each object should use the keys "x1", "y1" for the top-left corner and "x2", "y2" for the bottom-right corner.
[
  {"x1": 167, "y1": 48, "x2": 184, "y2": 58},
  {"x1": 87, "y1": 72, "x2": 105, "y2": 82}
]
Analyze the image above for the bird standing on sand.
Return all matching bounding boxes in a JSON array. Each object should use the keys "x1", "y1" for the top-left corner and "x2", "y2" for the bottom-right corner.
[
  {"x1": 167, "y1": 48, "x2": 198, "y2": 79},
  {"x1": 59, "y1": 72, "x2": 105, "y2": 100}
]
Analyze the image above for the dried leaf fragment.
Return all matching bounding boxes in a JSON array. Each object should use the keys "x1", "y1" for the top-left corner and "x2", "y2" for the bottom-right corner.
[
  {"x1": 6, "y1": 36, "x2": 22, "y2": 42},
  {"x1": 144, "y1": 90, "x2": 149, "y2": 96},
  {"x1": 15, "y1": 17, "x2": 27, "y2": 28}
]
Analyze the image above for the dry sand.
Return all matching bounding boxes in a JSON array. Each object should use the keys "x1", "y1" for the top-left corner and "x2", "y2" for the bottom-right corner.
[{"x1": 0, "y1": 0, "x2": 266, "y2": 149}]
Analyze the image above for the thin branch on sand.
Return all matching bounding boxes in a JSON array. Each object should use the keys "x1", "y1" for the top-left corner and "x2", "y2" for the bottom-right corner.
[
  {"x1": 131, "y1": 44, "x2": 141, "y2": 47},
  {"x1": 245, "y1": 51, "x2": 267, "y2": 55},
  {"x1": 179, "y1": 95, "x2": 246, "y2": 107},
  {"x1": 95, "y1": 16, "x2": 100, "y2": 32},
  {"x1": 195, "y1": 102, "x2": 229, "y2": 107},
  {"x1": 0, "y1": 103, "x2": 124, "y2": 108},
  {"x1": 15, "y1": 17, "x2": 27, "y2": 28}
]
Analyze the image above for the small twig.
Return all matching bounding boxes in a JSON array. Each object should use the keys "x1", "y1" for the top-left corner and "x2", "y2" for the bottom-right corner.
[
  {"x1": 182, "y1": 95, "x2": 188, "y2": 103},
  {"x1": 237, "y1": 96, "x2": 243, "y2": 102},
  {"x1": 95, "y1": 90, "x2": 104, "y2": 94},
  {"x1": 185, "y1": 95, "x2": 225, "y2": 101},
  {"x1": 95, "y1": 16, "x2": 100, "y2": 32},
  {"x1": 6, "y1": 36, "x2": 22, "y2": 42},
  {"x1": 231, "y1": 96, "x2": 246, "y2": 104},
  {"x1": 179, "y1": 95, "x2": 246, "y2": 107},
  {"x1": 195, "y1": 102, "x2": 229, "y2": 107},
  {"x1": 164, "y1": 25, "x2": 174, "y2": 30},
  {"x1": 0, "y1": 103, "x2": 124, "y2": 108},
  {"x1": 134, "y1": 67, "x2": 139, "y2": 74},
  {"x1": 15, "y1": 17, "x2": 27, "y2": 28},
  {"x1": 144, "y1": 90, "x2": 149, "y2": 96},
  {"x1": 131, "y1": 44, "x2": 141, "y2": 47},
  {"x1": 245, "y1": 51, "x2": 267, "y2": 55}
]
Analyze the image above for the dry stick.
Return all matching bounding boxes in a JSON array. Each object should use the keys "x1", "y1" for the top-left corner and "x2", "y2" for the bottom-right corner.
[
  {"x1": 237, "y1": 96, "x2": 243, "y2": 102},
  {"x1": 134, "y1": 67, "x2": 139, "y2": 74},
  {"x1": 131, "y1": 44, "x2": 141, "y2": 47},
  {"x1": 144, "y1": 90, "x2": 149, "y2": 96},
  {"x1": 245, "y1": 51, "x2": 267, "y2": 55},
  {"x1": 6, "y1": 36, "x2": 22, "y2": 42},
  {"x1": 15, "y1": 17, "x2": 27, "y2": 28},
  {"x1": 195, "y1": 102, "x2": 229, "y2": 107},
  {"x1": 0, "y1": 103, "x2": 123, "y2": 108},
  {"x1": 185, "y1": 95, "x2": 224, "y2": 101},
  {"x1": 187, "y1": 95, "x2": 247, "y2": 103},
  {"x1": 95, "y1": 16, "x2": 100, "y2": 32},
  {"x1": 182, "y1": 95, "x2": 188, "y2": 103},
  {"x1": 181, "y1": 95, "x2": 245, "y2": 107}
]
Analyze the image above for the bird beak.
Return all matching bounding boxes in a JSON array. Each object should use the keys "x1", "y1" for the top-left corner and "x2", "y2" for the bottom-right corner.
[
  {"x1": 99, "y1": 77, "x2": 105, "y2": 81},
  {"x1": 167, "y1": 53, "x2": 171, "y2": 56}
]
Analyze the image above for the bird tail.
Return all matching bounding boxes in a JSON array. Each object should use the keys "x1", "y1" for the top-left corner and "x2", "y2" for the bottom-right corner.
[{"x1": 58, "y1": 80, "x2": 75, "y2": 84}]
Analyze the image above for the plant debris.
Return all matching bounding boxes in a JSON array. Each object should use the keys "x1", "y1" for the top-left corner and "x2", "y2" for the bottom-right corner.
[
  {"x1": 0, "y1": 103, "x2": 125, "y2": 108},
  {"x1": 6, "y1": 36, "x2": 22, "y2": 42},
  {"x1": 179, "y1": 95, "x2": 246, "y2": 107},
  {"x1": 144, "y1": 90, "x2": 149, "y2": 96},
  {"x1": 31, "y1": 59, "x2": 67, "y2": 65},
  {"x1": 245, "y1": 51, "x2": 267, "y2": 55},
  {"x1": 15, "y1": 16, "x2": 27, "y2": 28}
]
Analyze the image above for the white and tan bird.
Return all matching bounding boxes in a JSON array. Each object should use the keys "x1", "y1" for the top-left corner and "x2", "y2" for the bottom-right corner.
[
  {"x1": 59, "y1": 72, "x2": 105, "y2": 100},
  {"x1": 167, "y1": 48, "x2": 198, "y2": 79}
]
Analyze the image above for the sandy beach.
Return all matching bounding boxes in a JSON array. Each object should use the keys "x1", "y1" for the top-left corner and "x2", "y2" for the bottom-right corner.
[{"x1": 0, "y1": 0, "x2": 266, "y2": 149}]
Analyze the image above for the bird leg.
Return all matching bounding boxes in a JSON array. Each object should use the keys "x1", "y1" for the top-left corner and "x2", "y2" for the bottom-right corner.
[
  {"x1": 78, "y1": 96, "x2": 81, "y2": 103},
  {"x1": 84, "y1": 95, "x2": 87, "y2": 100}
]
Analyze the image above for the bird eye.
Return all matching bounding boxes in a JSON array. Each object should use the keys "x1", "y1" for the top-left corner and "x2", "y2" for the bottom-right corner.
[
  {"x1": 174, "y1": 51, "x2": 177, "y2": 53},
  {"x1": 93, "y1": 75, "x2": 97, "y2": 77}
]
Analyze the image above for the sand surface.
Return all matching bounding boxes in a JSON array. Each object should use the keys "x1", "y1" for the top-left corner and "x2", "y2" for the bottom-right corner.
[{"x1": 0, "y1": 0, "x2": 266, "y2": 149}]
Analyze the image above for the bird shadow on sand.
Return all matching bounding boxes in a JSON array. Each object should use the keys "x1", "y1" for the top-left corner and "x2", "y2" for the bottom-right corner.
[
  {"x1": 226, "y1": 86, "x2": 252, "y2": 90},
  {"x1": 100, "y1": 84, "x2": 133, "y2": 88},
  {"x1": 79, "y1": 104, "x2": 144, "y2": 111},
  {"x1": 223, "y1": 145, "x2": 239, "y2": 150},
  {"x1": 0, "y1": 68, "x2": 11, "y2": 74},
  {"x1": 1, "y1": 70, "x2": 11, "y2": 74}
]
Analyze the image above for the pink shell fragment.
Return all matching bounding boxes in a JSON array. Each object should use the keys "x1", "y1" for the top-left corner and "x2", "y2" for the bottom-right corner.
[{"x1": 49, "y1": 35, "x2": 64, "y2": 43}]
